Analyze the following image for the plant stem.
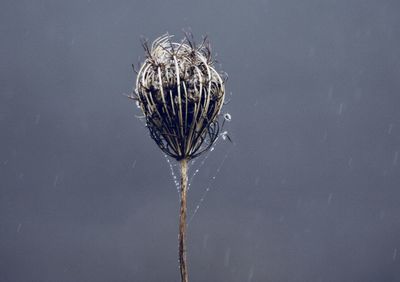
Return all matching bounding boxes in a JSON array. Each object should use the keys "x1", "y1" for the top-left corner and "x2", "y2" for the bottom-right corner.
[{"x1": 179, "y1": 158, "x2": 189, "y2": 282}]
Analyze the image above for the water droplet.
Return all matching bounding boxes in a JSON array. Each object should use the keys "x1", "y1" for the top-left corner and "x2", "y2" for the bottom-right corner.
[
  {"x1": 224, "y1": 113, "x2": 232, "y2": 122},
  {"x1": 210, "y1": 147, "x2": 215, "y2": 151},
  {"x1": 188, "y1": 146, "x2": 231, "y2": 224},
  {"x1": 136, "y1": 101, "x2": 141, "y2": 109},
  {"x1": 221, "y1": 131, "x2": 228, "y2": 140},
  {"x1": 165, "y1": 155, "x2": 180, "y2": 195}
]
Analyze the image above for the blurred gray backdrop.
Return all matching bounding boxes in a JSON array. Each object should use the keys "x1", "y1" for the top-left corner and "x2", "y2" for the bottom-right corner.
[{"x1": 1, "y1": 0, "x2": 400, "y2": 281}]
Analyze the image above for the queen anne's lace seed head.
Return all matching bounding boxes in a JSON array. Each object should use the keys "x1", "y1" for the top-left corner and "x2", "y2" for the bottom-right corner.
[{"x1": 135, "y1": 34, "x2": 226, "y2": 160}]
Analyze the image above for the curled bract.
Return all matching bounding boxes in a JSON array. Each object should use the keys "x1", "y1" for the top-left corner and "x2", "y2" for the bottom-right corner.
[{"x1": 135, "y1": 34, "x2": 226, "y2": 160}]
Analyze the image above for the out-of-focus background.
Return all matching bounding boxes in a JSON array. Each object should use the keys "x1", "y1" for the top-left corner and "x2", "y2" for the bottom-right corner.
[{"x1": 1, "y1": 1, "x2": 400, "y2": 281}]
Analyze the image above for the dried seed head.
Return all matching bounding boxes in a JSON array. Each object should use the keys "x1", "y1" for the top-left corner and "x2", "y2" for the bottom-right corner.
[{"x1": 135, "y1": 34, "x2": 226, "y2": 160}]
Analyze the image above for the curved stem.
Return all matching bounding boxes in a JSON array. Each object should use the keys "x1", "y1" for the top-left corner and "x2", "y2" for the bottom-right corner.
[{"x1": 179, "y1": 158, "x2": 189, "y2": 282}]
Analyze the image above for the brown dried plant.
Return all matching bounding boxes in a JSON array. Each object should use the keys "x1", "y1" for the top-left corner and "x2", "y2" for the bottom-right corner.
[{"x1": 132, "y1": 33, "x2": 226, "y2": 282}]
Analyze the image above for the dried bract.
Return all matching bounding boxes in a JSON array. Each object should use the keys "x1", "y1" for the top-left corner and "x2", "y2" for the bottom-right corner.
[{"x1": 135, "y1": 34, "x2": 225, "y2": 160}]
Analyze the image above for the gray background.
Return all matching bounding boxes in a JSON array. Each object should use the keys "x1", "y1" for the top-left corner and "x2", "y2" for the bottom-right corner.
[{"x1": 1, "y1": 0, "x2": 400, "y2": 281}]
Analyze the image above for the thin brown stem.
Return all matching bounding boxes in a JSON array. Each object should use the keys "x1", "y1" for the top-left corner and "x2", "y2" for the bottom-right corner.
[{"x1": 179, "y1": 158, "x2": 189, "y2": 282}]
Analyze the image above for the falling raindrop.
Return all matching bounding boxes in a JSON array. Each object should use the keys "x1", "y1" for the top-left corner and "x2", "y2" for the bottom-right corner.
[
  {"x1": 247, "y1": 266, "x2": 255, "y2": 282},
  {"x1": 388, "y1": 123, "x2": 394, "y2": 134},
  {"x1": 34, "y1": 114, "x2": 41, "y2": 125},
  {"x1": 296, "y1": 197, "x2": 302, "y2": 208},
  {"x1": 328, "y1": 193, "x2": 333, "y2": 205},
  {"x1": 17, "y1": 223, "x2": 22, "y2": 233},
  {"x1": 202, "y1": 234, "x2": 209, "y2": 249},
  {"x1": 338, "y1": 103, "x2": 344, "y2": 115},
  {"x1": 379, "y1": 210, "x2": 385, "y2": 220},
  {"x1": 354, "y1": 88, "x2": 362, "y2": 101},
  {"x1": 135, "y1": 101, "x2": 141, "y2": 109},
  {"x1": 322, "y1": 130, "x2": 328, "y2": 141},
  {"x1": 393, "y1": 151, "x2": 399, "y2": 166},
  {"x1": 328, "y1": 86, "x2": 333, "y2": 100},
  {"x1": 54, "y1": 175, "x2": 59, "y2": 187},
  {"x1": 224, "y1": 113, "x2": 232, "y2": 122},
  {"x1": 348, "y1": 157, "x2": 353, "y2": 168},
  {"x1": 308, "y1": 46, "x2": 315, "y2": 57},
  {"x1": 221, "y1": 131, "x2": 228, "y2": 140},
  {"x1": 224, "y1": 247, "x2": 231, "y2": 267}
]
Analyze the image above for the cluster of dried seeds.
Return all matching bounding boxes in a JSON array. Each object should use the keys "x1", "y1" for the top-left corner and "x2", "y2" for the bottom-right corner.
[{"x1": 135, "y1": 34, "x2": 225, "y2": 160}]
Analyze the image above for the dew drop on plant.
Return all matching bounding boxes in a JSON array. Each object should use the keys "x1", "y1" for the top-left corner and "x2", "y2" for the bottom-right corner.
[
  {"x1": 164, "y1": 155, "x2": 180, "y2": 196},
  {"x1": 188, "y1": 146, "x2": 215, "y2": 191},
  {"x1": 188, "y1": 147, "x2": 231, "y2": 224}
]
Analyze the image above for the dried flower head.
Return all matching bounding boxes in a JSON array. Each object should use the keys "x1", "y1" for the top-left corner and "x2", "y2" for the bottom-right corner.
[{"x1": 135, "y1": 34, "x2": 225, "y2": 160}]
